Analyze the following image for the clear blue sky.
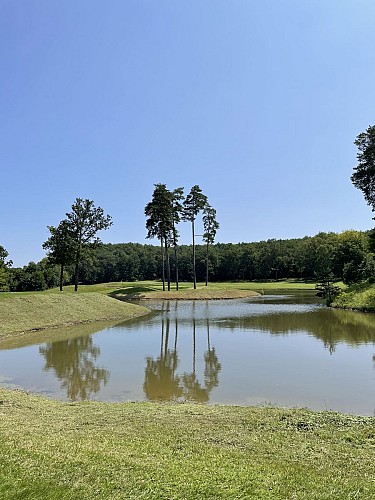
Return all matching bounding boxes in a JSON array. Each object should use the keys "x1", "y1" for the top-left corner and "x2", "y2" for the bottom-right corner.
[{"x1": 1, "y1": 0, "x2": 375, "y2": 267}]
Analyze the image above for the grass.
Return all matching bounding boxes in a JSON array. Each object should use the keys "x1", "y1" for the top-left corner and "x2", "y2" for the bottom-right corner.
[
  {"x1": 42, "y1": 279, "x2": 318, "y2": 294},
  {"x1": 332, "y1": 282, "x2": 375, "y2": 312},
  {"x1": 0, "y1": 389, "x2": 374, "y2": 500},
  {"x1": 49, "y1": 279, "x2": 316, "y2": 296},
  {"x1": 0, "y1": 293, "x2": 150, "y2": 338},
  {"x1": 114, "y1": 287, "x2": 261, "y2": 300}
]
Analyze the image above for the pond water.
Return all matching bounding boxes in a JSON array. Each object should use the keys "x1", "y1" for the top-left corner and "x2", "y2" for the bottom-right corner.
[{"x1": 1, "y1": 291, "x2": 375, "y2": 415}]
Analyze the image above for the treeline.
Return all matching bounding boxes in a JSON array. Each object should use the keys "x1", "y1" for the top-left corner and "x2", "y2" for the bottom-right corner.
[{"x1": 4, "y1": 230, "x2": 375, "y2": 291}]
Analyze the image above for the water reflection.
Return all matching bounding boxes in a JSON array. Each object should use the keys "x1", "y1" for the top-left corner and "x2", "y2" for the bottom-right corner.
[
  {"x1": 39, "y1": 336, "x2": 109, "y2": 401},
  {"x1": 1, "y1": 293, "x2": 374, "y2": 414},
  {"x1": 218, "y1": 302, "x2": 375, "y2": 354},
  {"x1": 143, "y1": 317, "x2": 182, "y2": 401},
  {"x1": 143, "y1": 312, "x2": 221, "y2": 402}
]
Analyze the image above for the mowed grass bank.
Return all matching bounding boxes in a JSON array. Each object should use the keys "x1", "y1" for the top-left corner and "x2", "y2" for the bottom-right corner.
[
  {"x1": 0, "y1": 293, "x2": 150, "y2": 338},
  {"x1": 79, "y1": 279, "x2": 314, "y2": 300},
  {"x1": 0, "y1": 389, "x2": 374, "y2": 500},
  {"x1": 46, "y1": 279, "x2": 317, "y2": 296}
]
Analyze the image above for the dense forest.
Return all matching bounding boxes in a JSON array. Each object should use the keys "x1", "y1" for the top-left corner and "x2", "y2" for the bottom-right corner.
[{"x1": 3, "y1": 229, "x2": 374, "y2": 292}]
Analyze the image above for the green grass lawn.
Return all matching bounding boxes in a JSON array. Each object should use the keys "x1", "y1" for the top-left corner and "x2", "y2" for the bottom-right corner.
[
  {"x1": 0, "y1": 293, "x2": 150, "y2": 338},
  {"x1": 48, "y1": 279, "x2": 317, "y2": 296},
  {"x1": 0, "y1": 389, "x2": 374, "y2": 500}
]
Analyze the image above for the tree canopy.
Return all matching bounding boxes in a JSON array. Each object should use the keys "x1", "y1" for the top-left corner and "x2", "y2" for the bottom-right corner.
[
  {"x1": 351, "y1": 125, "x2": 375, "y2": 214},
  {"x1": 0, "y1": 245, "x2": 11, "y2": 291},
  {"x1": 43, "y1": 220, "x2": 76, "y2": 291},
  {"x1": 66, "y1": 198, "x2": 112, "y2": 291}
]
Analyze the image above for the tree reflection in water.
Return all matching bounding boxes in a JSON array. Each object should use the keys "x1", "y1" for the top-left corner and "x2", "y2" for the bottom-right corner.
[
  {"x1": 143, "y1": 305, "x2": 221, "y2": 403},
  {"x1": 143, "y1": 317, "x2": 182, "y2": 401},
  {"x1": 204, "y1": 319, "x2": 221, "y2": 393},
  {"x1": 39, "y1": 336, "x2": 109, "y2": 401}
]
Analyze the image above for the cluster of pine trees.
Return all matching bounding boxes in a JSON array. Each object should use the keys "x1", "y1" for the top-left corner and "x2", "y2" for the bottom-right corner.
[{"x1": 144, "y1": 184, "x2": 218, "y2": 290}]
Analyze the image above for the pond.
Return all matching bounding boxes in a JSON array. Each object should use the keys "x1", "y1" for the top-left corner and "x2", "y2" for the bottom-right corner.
[{"x1": 1, "y1": 291, "x2": 374, "y2": 415}]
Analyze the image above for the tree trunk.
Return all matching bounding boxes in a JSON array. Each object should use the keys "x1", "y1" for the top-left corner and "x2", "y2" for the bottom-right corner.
[
  {"x1": 192, "y1": 219, "x2": 196, "y2": 289},
  {"x1": 160, "y1": 238, "x2": 165, "y2": 291},
  {"x1": 74, "y1": 240, "x2": 82, "y2": 292},
  {"x1": 74, "y1": 261, "x2": 79, "y2": 292},
  {"x1": 174, "y1": 244, "x2": 179, "y2": 291},
  {"x1": 165, "y1": 239, "x2": 171, "y2": 291},
  {"x1": 205, "y1": 241, "x2": 209, "y2": 286},
  {"x1": 74, "y1": 250, "x2": 80, "y2": 292},
  {"x1": 59, "y1": 263, "x2": 64, "y2": 292}
]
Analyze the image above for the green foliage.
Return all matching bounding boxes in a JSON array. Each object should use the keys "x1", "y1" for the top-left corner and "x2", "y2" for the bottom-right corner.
[
  {"x1": 8, "y1": 229, "x2": 368, "y2": 293},
  {"x1": 202, "y1": 204, "x2": 219, "y2": 286},
  {"x1": 37, "y1": 230, "x2": 374, "y2": 289},
  {"x1": 351, "y1": 125, "x2": 375, "y2": 213},
  {"x1": 145, "y1": 184, "x2": 180, "y2": 290},
  {"x1": 332, "y1": 282, "x2": 375, "y2": 311},
  {"x1": 315, "y1": 278, "x2": 341, "y2": 306},
  {"x1": 65, "y1": 198, "x2": 112, "y2": 291},
  {"x1": 183, "y1": 184, "x2": 208, "y2": 222},
  {"x1": 145, "y1": 184, "x2": 175, "y2": 242},
  {"x1": 202, "y1": 204, "x2": 219, "y2": 245},
  {"x1": 0, "y1": 245, "x2": 11, "y2": 291},
  {"x1": 8, "y1": 259, "x2": 62, "y2": 292}
]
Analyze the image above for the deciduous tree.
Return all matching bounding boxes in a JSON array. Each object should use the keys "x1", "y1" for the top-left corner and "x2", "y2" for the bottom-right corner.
[
  {"x1": 66, "y1": 198, "x2": 112, "y2": 292},
  {"x1": 351, "y1": 125, "x2": 375, "y2": 213},
  {"x1": 0, "y1": 245, "x2": 11, "y2": 291},
  {"x1": 43, "y1": 220, "x2": 76, "y2": 291}
]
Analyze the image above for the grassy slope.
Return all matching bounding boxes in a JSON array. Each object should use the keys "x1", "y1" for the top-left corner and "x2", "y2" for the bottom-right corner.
[
  {"x1": 0, "y1": 389, "x2": 374, "y2": 500},
  {"x1": 0, "y1": 293, "x2": 150, "y2": 338},
  {"x1": 332, "y1": 282, "x2": 375, "y2": 312}
]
